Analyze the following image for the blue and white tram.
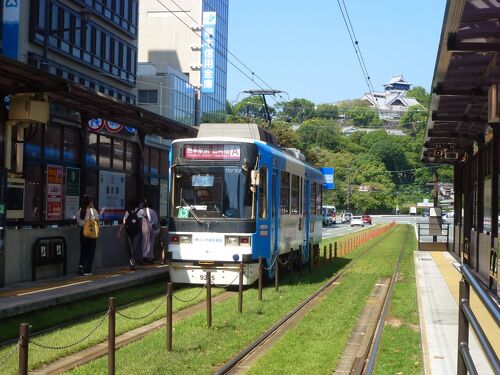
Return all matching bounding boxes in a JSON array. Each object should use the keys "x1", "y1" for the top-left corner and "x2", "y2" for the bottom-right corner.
[{"x1": 167, "y1": 124, "x2": 323, "y2": 285}]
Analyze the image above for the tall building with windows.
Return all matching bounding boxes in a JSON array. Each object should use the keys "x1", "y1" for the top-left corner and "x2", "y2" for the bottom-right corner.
[{"x1": 138, "y1": 0, "x2": 228, "y2": 124}]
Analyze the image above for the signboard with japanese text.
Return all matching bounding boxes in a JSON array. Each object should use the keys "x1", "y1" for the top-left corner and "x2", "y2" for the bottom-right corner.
[
  {"x1": 2, "y1": 0, "x2": 20, "y2": 59},
  {"x1": 184, "y1": 144, "x2": 240, "y2": 160},
  {"x1": 46, "y1": 165, "x2": 63, "y2": 220},
  {"x1": 64, "y1": 167, "x2": 80, "y2": 220},
  {"x1": 201, "y1": 11, "x2": 216, "y2": 93},
  {"x1": 320, "y1": 167, "x2": 335, "y2": 190},
  {"x1": 98, "y1": 171, "x2": 125, "y2": 221}
]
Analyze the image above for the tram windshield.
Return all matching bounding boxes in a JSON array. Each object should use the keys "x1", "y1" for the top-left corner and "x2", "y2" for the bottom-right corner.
[{"x1": 172, "y1": 166, "x2": 254, "y2": 219}]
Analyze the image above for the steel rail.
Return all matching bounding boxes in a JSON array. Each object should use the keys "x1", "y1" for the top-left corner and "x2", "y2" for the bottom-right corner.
[
  {"x1": 362, "y1": 225, "x2": 410, "y2": 375},
  {"x1": 214, "y1": 224, "x2": 396, "y2": 375}
]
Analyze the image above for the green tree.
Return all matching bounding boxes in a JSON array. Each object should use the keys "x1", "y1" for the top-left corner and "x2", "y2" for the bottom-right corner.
[
  {"x1": 276, "y1": 98, "x2": 315, "y2": 123},
  {"x1": 232, "y1": 95, "x2": 274, "y2": 123},
  {"x1": 399, "y1": 105, "x2": 428, "y2": 135},
  {"x1": 268, "y1": 121, "x2": 299, "y2": 148},
  {"x1": 406, "y1": 86, "x2": 431, "y2": 109},
  {"x1": 346, "y1": 106, "x2": 382, "y2": 128},
  {"x1": 296, "y1": 118, "x2": 342, "y2": 151},
  {"x1": 315, "y1": 103, "x2": 339, "y2": 120}
]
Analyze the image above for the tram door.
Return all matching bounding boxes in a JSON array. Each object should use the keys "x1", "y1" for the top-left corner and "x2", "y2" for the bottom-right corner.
[
  {"x1": 272, "y1": 169, "x2": 278, "y2": 258},
  {"x1": 304, "y1": 179, "x2": 310, "y2": 261}
]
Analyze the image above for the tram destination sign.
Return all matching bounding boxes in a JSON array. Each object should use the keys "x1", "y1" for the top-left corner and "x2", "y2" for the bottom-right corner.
[{"x1": 184, "y1": 144, "x2": 241, "y2": 160}]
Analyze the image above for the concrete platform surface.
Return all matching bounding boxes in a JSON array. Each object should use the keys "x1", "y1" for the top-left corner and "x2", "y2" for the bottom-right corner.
[
  {"x1": 0, "y1": 264, "x2": 169, "y2": 319},
  {"x1": 415, "y1": 251, "x2": 497, "y2": 375}
]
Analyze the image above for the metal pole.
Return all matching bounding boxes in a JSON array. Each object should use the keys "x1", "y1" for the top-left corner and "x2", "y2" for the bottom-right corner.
[
  {"x1": 19, "y1": 323, "x2": 29, "y2": 375},
  {"x1": 457, "y1": 278, "x2": 470, "y2": 375},
  {"x1": 206, "y1": 272, "x2": 212, "y2": 328},
  {"x1": 166, "y1": 282, "x2": 172, "y2": 352},
  {"x1": 238, "y1": 262, "x2": 243, "y2": 313},
  {"x1": 275, "y1": 255, "x2": 279, "y2": 292},
  {"x1": 258, "y1": 256, "x2": 263, "y2": 301},
  {"x1": 108, "y1": 297, "x2": 115, "y2": 375}
]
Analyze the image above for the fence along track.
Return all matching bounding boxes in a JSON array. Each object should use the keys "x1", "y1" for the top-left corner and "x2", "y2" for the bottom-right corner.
[{"x1": 214, "y1": 223, "x2": 398, "y2": 375}]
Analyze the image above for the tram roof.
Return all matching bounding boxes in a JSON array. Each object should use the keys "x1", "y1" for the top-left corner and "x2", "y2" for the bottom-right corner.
[
  {"x1": 0, "y1": 55, "x2": 197, "y2": 139},
  {"x1": 422, "y1": 0, "x2": 500, "y2": 164}
]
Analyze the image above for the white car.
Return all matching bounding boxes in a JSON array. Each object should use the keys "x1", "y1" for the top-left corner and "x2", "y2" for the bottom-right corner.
[{"x1": 351, "y1": 216, "x2": 364, "y2": 227}]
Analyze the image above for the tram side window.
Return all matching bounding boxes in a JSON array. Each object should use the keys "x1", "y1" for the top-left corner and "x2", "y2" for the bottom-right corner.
[
  {"x1": 259, "y1": 167, "x2": 267, "y2": 219},
  {"x1": 310, "y1": 182, "x2": 316, "y2": 214},
  {"x1": 316, "y1": 184, "x2": 322, "y2": 214},
  {"x1": 280, "y1": 171, "x2": 290, "y2": 214},
  {"x1": 291, "y1": 174, "x2": 300, "y2": 215}
]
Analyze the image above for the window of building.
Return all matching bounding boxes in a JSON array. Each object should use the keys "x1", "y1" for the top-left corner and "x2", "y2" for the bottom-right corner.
[
  {"x1": 143, "y1": 145, "x2": 150, "y2": 174},
  {"x1": 138, "y1": 90, "x2": 158, "y2": 104},
  {"x1": 280, "y1": 171, "x2": 290, "y2": 214},
  {"x1": 63, "y1": 127, "x2": 80, "y2": 162},
  {"x1": 160, "y1": 149, "x2": 168, "y2": 177},
  {"x1": 99, "y1": 135, "x2": 112, "y2": 168},
  {"x1": 113, "y1": 138, "x2": 124, "y2": 170},
  {"x1": 316, "y1": 183, "x2": 322, "y2": 214},
  {"x1": 86, "y1": 133, "x2": 98, "y2": 166},
  {"x1": 150, "y1": 148, "x2": 159, "y2": 176},
  {"x1": 45, "y1": 123, "x2": 62, "y2": 160}
]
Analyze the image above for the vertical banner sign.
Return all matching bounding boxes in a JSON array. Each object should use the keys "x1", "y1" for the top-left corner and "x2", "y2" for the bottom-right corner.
[
  {"x1": 47, "y1": 165, "x2": 64, "y2": 220},
  {"x1": 2, "y1": 0, "x2": 20, "y2": 59},
  {"x1": 321, "y1": 167, "x2": 335, "y2": 190},
  {"x1": 98, "y1": 171, "x2": 125, "y2": 221},
  {"x1": 201, "y1": 11, "x2": 216, "y2": 93},
  {"x1": 64, "y1": 167, "x2": 80, "y2": 220}
]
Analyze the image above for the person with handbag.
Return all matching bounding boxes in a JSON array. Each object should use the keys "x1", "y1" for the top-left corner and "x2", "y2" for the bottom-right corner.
[
  {"x1": 77, "y1": 195, "x2": 100, "y2": 275},
  {"x1": 137, "y1": 198, "x2": 159, "y2": 264}
]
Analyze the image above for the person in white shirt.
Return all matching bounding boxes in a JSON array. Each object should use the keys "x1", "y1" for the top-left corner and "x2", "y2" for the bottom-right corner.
[{"x1": 137, "y1": 198, "x2": 159, "y2": 263}]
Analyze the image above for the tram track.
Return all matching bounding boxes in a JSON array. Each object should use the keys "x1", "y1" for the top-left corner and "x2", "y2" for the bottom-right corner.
[
  {"x1": 214, "y1": 224, "x2": 398, "y2": 375},
  {"x1": 348, "y1": 224, "x2": 411, "y2": 375}
]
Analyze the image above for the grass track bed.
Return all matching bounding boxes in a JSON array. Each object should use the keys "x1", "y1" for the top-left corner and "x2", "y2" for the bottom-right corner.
[{"x1": 69, "y1": 225, "x2": 415, "y2": 374}]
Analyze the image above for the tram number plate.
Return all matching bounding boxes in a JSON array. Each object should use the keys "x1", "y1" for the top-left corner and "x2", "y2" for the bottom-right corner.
[{"x1": 200, "y1": 274, "x2": 215, "y2": 281}]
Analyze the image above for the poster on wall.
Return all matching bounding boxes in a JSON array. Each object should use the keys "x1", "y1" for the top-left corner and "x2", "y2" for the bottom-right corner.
[
  {"x1": 64, "y1": 167, "x2": 80, "y2": 220},
  {"x1": 98, "y1": 170, "x2": 125, "y2": 221},
  {"x1": 47, "y1": 164, "x2": 64, "y2": 221},
  {"x1": 160, "y1": 179, "x2": 168, "y2": 217}
]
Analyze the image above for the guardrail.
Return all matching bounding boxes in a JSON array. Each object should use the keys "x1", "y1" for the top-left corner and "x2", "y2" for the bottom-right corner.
[
  {"x1": 457, "y1": 264, "x2": 500, "y2": 375},
  {"x1": 417, "y1": 222, "x2": 450, "y2": 251}
]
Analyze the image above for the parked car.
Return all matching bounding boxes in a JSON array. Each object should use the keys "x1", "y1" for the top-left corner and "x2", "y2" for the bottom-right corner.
[
  {"x1": 344, "y1": 212, "x2": 353, "y2": 223},
  {"x1": 351, "y1": 216, "x2": 364, "y2": 227},
  {"x1": 362, "y1": 214, "x2": 372, "y2": 224}
]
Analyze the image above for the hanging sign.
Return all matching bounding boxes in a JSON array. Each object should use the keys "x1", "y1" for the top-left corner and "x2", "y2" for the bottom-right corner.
[
  {"x1": 320, "y1": 167, "x2": 335, "y2": 190},
  {"x1": 98, "y1": 170, "x2": 125, "y2": 221},
  {"x1": 201, "y1": 11, "x2": 216, "y2": 93}
]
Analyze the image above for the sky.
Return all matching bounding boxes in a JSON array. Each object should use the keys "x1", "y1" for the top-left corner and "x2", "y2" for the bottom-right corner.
[{"x1": 226, "y1": 0, "x2": 447, "y2": 106}]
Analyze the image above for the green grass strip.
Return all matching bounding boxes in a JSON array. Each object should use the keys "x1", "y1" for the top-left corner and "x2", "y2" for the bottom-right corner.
[
  {"x1": 0, "y1": 285, "x2": 224, "y2": 374},
  {"x1": 374, "y1": 225, "x2": 423, "y2": 374},
  {"x1": 66, "y1": 225, "x2": 405, "y2": 375}
]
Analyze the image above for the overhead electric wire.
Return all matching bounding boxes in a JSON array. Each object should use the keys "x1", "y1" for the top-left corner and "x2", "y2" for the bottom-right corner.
[
  {"x1": 156, "y1": 0, "x2": 283, "y2": 105},
  {"x1": 336, "y1": 0, "x2": 379, "y2": 109}
]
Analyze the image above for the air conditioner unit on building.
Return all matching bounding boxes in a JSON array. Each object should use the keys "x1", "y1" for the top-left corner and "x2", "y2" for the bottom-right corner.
[
  {"x1": 444, "y1": 151, "x2": 459, "y2": 160},
  {"x1": 8, "y1": 93, "x2": 49, "y2": 123},
  {"x1": 489, "y1": 84, "x2": 500, "y2": 123}
]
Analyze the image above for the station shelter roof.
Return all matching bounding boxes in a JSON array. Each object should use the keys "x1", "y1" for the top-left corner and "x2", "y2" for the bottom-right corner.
[
  {"x1": 0, "y1": 55, "x2": 197, "y2": 139},
  {"x1": 423, "y1": 0, "x2": 500, "y2": 163}
]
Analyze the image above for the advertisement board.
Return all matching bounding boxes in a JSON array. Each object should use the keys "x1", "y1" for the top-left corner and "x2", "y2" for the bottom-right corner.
[
  {"x1": 320, "y1": 167, "x2": 335, "y2": 190},
  {"x1": 98, "y1": 171, "x2": 125, "y2": 221},
  {"x1": 201, "y1": 11, "x2": 216, "y2": 93},
  {"x1": 64, "y1": 167, "x2": 80, "y2": 220},
  {"x1": 46, "y1": 165, "x2": 63, "y2": 221}
]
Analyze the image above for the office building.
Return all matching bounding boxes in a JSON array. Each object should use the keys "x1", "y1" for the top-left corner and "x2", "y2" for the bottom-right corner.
[{"x1": 138, "y1": 0, "x2": 228, "y2": 124}]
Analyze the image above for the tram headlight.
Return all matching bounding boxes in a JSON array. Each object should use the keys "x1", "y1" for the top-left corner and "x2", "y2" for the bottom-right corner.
[
  {"x1": 224, "y1": 236, "x2": 251, "y2": 246},
  {"x1": 225, "y1": 236, "x2": 240, "y2": 246},
  {"x1": 179, "y1": 235, "x2": 192, "y2": 244}
]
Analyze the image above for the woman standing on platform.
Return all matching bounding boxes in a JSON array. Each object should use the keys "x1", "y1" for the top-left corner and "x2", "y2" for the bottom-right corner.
[
  {"x1": 77, "y1": 195, "x2": 99, "y2": 275},
  {"x1": 138, "y1": 198, "x2": 159, "y2": 263}
]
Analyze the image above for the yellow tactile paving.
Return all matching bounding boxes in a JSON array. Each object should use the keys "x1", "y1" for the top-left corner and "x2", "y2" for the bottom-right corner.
[
  {"x1": 431, "y1": 252, "x2": 500, "y2": 356},
  {"x1": 0, "y1": 265, "x2": 158, "y2": 298}
]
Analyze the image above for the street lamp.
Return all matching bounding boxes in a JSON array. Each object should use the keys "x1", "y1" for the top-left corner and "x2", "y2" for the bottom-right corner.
[{"x1": 42, "y1": 2, "x2": 91, "y2": 70}]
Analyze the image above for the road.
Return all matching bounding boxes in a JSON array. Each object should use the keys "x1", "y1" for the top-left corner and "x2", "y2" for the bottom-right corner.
[{"x1": 322, "y1": 215, "x2": 454, "y2": 243}]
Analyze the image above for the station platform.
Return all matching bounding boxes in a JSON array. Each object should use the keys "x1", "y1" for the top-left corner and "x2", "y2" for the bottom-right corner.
[
  {"x1": 415, "y1": 250, "x2": 499, "y2": 375},
  {"x1": 0, "y1": 264, "x2": 169, "y2": 319}
]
